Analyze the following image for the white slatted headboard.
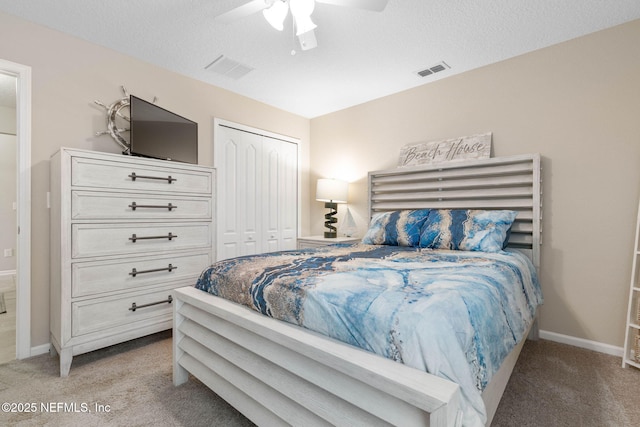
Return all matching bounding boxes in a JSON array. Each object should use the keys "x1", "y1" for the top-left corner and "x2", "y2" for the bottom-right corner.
[{"x1": 368, "y1": 154, "x2": 542, "y2": 269}]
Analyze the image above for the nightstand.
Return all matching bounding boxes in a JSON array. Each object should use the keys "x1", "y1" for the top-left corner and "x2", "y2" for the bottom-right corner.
[{"x1": 297, "y1": 235, "x2": 360, "y2": 249}]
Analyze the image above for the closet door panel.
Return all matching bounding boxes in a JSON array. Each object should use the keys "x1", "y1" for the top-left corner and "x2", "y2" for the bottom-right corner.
[
  {"x1": 241, "y1": 141, "x2": 260, "y2": 256},
  {"x1": 216, "y1": 127, "x2": 262, "y2": 260},
  {"x1": 218, "y1": 135, "x2": 239, "y2": 261},
  {"x1": 280, "y1": 141, "x2": 298, "y2": 250},
  {"x1": 263, "y1": 137, "x2": 281, "y2": 253}
]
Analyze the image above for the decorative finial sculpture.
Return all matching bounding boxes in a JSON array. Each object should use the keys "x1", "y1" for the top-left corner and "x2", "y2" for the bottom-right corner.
[{"x1": 95, "y1": 86, "x2": 131, "y2": 153}]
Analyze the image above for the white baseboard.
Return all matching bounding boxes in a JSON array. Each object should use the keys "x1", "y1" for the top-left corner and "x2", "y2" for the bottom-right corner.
[
  {"x1": 539, "y1": 330, "x2": 623, "y2": 357},
  {"x1": 28, "y1": 332, "x2": 623, "y2": 362},
  {"x1": 30, "y1": 343, "x2": 51, "y2": 358}
]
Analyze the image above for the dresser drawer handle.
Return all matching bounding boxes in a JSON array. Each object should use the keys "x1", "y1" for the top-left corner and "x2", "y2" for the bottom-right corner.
[
  {"x1": 129, "y1": 295, "x2": 173, "y2": 312},
  {"x1": 128, "y1": 172, "x2": 176, "y2": 184},
  {"x1": 129, "y1": 264, "x2": 177, "y2": 277},
  {"x1": 129, "y1": 202, "x2": 177, "y2": 211},
  {"x1": 129, "y1": 232, "x2": 177, "y2": 243}
]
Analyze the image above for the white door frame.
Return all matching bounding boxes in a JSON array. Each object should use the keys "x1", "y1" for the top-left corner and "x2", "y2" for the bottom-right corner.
[{"x1": 0, "y1": 59, "x2": 32, "y2": 359}]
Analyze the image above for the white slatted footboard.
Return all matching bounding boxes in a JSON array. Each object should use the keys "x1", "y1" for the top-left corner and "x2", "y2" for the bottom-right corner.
[{"x1": 173, "y1": 286, "x2": 464, "y2": 427}]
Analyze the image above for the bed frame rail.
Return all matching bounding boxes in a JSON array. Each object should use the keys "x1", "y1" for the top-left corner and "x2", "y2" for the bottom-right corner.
[{"x1": 173, "y1": 286, "x2": 463, "y2": 427}]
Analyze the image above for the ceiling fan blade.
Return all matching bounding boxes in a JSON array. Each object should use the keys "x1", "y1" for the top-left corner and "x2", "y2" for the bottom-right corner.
[
  {"x1": 315, "y1": 0, "x2": 389, "y2": 12},
  {"x1": 215, "y1": 0, "x2": 272, "y2": 24}
]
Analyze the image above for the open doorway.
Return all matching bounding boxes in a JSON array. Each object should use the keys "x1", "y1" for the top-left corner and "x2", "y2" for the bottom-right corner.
[
  {"x1": 0, "y1": 72, "x2": 17, "y2": 364},
  {"x1": 0, "y1": 59, "x2": 31, "y2": 361}
]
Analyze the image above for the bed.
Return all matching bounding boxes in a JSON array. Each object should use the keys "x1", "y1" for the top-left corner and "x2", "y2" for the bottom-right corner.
[{"x1": 173, "y1": 153, "x2": 542, "y2": 426}]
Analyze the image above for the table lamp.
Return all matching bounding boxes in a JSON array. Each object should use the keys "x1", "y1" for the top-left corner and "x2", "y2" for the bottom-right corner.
[{"x1": 316, "y1": 178, "x2": 348, "y2": 238}]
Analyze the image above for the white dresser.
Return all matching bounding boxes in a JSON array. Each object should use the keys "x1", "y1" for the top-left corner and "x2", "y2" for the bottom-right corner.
[{"x1": 50, "y1": 148, "x2": 214, "y2": 376}]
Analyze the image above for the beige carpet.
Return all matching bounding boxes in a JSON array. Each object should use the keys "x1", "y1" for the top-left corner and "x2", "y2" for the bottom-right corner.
[
  {"x1": 0, "y1": 332, "x2": 638, "y2": 426},
  {"x1": 492, "y1": 339, "x2": 640, "y2": 427},
  {"x1": 0, "y1": 331, "x2": 253, "y2": 427}
]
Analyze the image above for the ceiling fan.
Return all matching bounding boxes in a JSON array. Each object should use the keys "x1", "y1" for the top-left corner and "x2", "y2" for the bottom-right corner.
[{"x1": 215, "y1": 0, "x2": 389, "y2": 51}]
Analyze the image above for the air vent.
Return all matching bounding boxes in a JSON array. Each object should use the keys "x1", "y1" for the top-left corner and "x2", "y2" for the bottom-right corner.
[
  {"x1": 417, "y1": 61, "x2": 450, "y2": 78},
  {"x1": 205, "y1": 55, "x2": 254, "y2": 80}
]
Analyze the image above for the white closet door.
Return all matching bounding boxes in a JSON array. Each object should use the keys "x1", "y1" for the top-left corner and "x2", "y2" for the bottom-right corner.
[
  {"x1": 241, "y1": 133, "x2": 261, "y2": 255},
  {"x1": 216, "y1": 126, "x2": 262, "y2": 260},
  {"x1": 215, "y1": 120, "x2": 299, "y2": 261},
  {"x1": 262, "y1": 137, "x2": 281, "y2": 253},
  {"x1": 279, "y1": 140, "x2": 298, "y2": 251},
  {"x1": 262, "y1": 137, "x2": 298, "y2": 253}
]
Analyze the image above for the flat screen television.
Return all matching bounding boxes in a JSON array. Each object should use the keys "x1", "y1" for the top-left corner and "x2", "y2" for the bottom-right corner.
[{"x1": 129, "y1": 95, "x2": 198, "y2": 164}]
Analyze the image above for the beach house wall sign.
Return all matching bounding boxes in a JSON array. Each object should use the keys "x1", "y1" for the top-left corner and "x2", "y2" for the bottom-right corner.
[{"x1": 398, "y1": 132, "x2": 492, "y2": 167}]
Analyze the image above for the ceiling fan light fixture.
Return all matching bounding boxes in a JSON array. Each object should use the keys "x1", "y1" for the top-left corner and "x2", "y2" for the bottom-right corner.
[
  {"x1": 290, "y1": 0, "x2": 317, "y2": 35},
  {"x1": 294, "y1": 15, "x2": 317, "y2": 35},
  {"x1": 263, "y1": 0, "x2": 288, "y2": 31},
  {"x1": 290, "y1": 0, "x2": 315, "y2": 16}
]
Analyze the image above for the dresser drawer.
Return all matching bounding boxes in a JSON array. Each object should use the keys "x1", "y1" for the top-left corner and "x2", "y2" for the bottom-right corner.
[
  {"x1": 71, "y1": 251, "x2": 211, "y2": 297},
  {"x1": 71, "y1": 191, "x2": 212, "y2": 221},
  {"x1": 72, "y1": 223, "x2": 212, "y2": 258},
  {"x1": 71, "y1": 156, "x2": 212, "y2": 195},
  {"x1": 71, "y1": 284, "x2": 177, "y2": 337}
]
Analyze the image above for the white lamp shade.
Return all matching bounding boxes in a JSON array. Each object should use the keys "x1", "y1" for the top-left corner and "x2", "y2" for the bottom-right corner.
[
  {"x1": 316, "y1": 178, "x2": 348, "y2": 203},
  {"x1": 263, "y1": 0, "x2": 288, "y2": 31}
]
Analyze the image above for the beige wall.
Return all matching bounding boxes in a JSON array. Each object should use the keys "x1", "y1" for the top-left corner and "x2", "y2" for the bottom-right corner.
[
  {"x1": 310, "y1": 20, "x2": 640, "y2": 347},
  {"x1": 0, "y1": 11, "x2": 311, "y2": 348}
]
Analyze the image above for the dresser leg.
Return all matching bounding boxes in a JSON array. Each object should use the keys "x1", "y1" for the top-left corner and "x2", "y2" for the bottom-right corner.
[{"x1": 59, "y1": 349, "x2": 73, "y2": 377}]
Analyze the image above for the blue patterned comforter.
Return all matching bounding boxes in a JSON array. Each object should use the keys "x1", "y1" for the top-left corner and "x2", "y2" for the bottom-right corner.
[{"x1": 195, "y1": 244, "x2": 542, "y2": 426}]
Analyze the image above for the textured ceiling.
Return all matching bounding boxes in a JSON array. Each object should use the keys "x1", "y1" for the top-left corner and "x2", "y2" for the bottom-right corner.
[{"x1": 1, "y1": 1, "x2": 640, "y2": 118}]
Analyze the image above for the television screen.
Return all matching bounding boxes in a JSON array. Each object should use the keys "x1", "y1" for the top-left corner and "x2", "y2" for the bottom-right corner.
[{"x1": 129, "y1": 95, "x2": 198, "y2": 164}]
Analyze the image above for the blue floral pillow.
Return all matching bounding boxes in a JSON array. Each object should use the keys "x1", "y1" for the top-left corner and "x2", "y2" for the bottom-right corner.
[
  {"x1": 418, "y1": 209, "x2": 517, "y2": 252},
  {"x1": 362, "y1": 209, "x2": 431, "y2": 247}
]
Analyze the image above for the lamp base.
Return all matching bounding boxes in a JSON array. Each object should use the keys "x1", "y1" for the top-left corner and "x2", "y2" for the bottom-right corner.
[{"x1": 323, "y1": 202, "x2": 338, "y2": 238}]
